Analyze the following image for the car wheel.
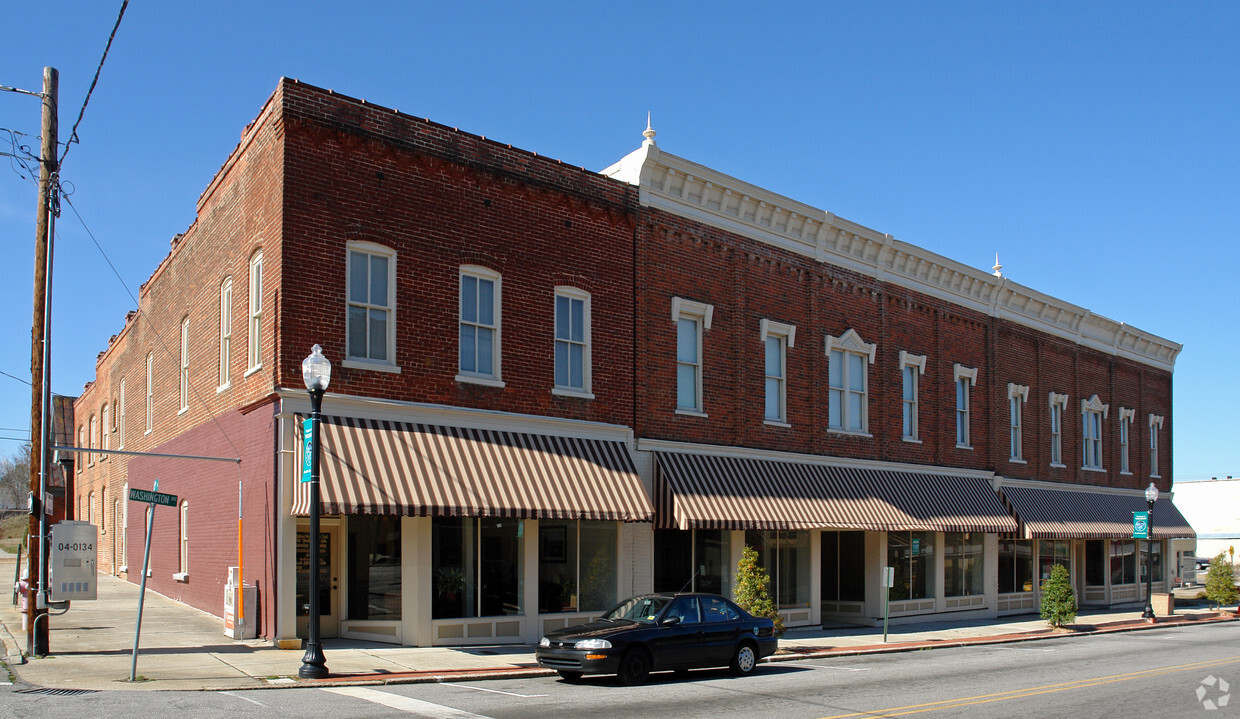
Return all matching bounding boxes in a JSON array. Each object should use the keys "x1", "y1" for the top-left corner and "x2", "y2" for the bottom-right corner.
[
  {"x1": 730, "y1": 642, "x2": 757, "y2": 676},
  {"x1": 617, "y1": 648, "x2": 651, "y2": 686},
  {"x1": 557, "y1": 670, "x2": 584, "y2": 682}
]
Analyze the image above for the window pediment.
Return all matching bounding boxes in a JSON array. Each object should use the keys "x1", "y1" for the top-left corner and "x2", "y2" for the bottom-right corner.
[
  {"x1": 826, "y1": 328, "x2": 875, "y2": 363},
  {"x1": 1082, "y1": 394, "x2": 1109, "y2": 418}
]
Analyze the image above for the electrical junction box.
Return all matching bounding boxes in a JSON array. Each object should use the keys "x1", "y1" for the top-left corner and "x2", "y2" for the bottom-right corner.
[{"x1": 49, "y1": 521, "x2": 98, "y2": 601}]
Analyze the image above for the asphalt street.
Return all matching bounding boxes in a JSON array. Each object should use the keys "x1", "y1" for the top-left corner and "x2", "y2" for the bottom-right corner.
[{"x1": 2, "y1": 621, "x2": 1236, "y2": 718}]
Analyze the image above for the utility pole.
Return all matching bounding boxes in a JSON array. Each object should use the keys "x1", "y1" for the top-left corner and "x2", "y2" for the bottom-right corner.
[{"x1": 28, "y1": 66, "x2": 57, "y2": 658}]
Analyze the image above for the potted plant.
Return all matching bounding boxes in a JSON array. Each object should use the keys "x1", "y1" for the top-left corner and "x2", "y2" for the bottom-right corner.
[{"x1": 436, "y1": 567, "x2": 466, "y2": 601}]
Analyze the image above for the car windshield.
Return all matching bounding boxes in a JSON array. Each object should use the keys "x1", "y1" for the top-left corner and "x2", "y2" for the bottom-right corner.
[{"x1": 601, "y1": 595, "x2": 672, "y2": 624}]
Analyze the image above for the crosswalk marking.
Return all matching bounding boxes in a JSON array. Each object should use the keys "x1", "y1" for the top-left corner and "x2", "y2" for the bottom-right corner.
[{"x1": 323, "y1": 686, "x2": 492, "y2": 718}]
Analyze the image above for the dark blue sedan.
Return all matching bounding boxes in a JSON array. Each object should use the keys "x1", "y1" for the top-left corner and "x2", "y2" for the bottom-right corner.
[{"x1": 535, "y1": 593, "x2": 778, "y2": 685}]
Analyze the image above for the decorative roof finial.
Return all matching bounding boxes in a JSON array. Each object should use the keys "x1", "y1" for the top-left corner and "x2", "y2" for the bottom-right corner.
[
  {"x1": 993, "y1": 253, "x2": 1003, "y2": 278},
  {"x1": 642, "y1": 112, "x2": 657, "y2": 147}
]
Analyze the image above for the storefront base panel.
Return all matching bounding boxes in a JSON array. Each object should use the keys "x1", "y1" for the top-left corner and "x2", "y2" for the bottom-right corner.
[
  {"x1": 780, "y1": 608, "x2": 814, "y2": 627},
  {"x1": 433, "y1": 618, "x2": 525, "y2": 645},
  {"x1": 998, "y1": 592, "x2": 1035, "y2": 615},
  {"x1": 342, "y1": 620, "x2": 402, "y2": 644}
]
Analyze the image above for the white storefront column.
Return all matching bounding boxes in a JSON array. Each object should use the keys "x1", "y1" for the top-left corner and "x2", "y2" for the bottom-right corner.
[
  {"x1": 522, "y1": 519, "x2": 540, "y2": 643},
  {"x1": 983, "y1": 533, "x2": 999, "y2": 616},
  {"x1": 403, "y1": 516, "x2": 432, "y2": 647},
  {"x1": 864, "y1": 531, "x2": 886, "y2": 622},
  {"x1": 933, "y1": 532, "x2": 947, "y2": 613},
  {"x1": 808, "y1": 529, "x2": 822, "y2": 625}
]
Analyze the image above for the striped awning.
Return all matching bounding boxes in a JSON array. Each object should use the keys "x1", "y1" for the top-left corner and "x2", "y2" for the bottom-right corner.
[
  {"x1": 292, "y1": 417, "x2": 653, "y2": 522},
  {"x1": 653, "y1": 452, "x2": 1017, "y2": 533},
  {"x1": 1000, "y1": 485, "x2": 1196, "y2": 539}
]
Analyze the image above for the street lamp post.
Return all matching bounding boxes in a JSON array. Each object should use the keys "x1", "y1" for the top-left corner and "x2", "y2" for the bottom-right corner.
[
  {"x1": 299, "y1": 345, "x2": 331, "y2": 679},
  {"x1": 1142, "y1": 482, "x2": 1158, "y2": 622}
]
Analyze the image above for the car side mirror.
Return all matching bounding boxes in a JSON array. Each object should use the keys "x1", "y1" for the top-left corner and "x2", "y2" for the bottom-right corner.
[{"x1": 661, "y1": 616, "x2": 682, "y2": 626}]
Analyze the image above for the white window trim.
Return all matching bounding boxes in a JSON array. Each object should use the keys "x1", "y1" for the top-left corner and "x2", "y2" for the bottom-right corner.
[
  {"x1": 1049, "y1": 392, "x2": 1068, "y2": 468},
  {"x1": 117, "y1": 379, "x2": 126, "y2": 450},
  {"x1": 100, "y1": 403, "x2": 110, "y2": 458},
  {"x1": 1008, "y1": 383, "x2": 1029, "y2": 462},
  {"x1": 761, "y1": 319, "x2": 796, "y2": 425},
  {"x1": 826, "y1": 329, "x2": 876, "y2": 435},
  {"x1": 953, "y1": 364, "x2": 977, "y2": 449},
  {"x1": 1149, "y1": 413, "x2": 1164, "y2": 478},
  {"x1": 1081, "y1": 394, "x2": 1109, "y2": 470},
  {"x1": 247, "y1": 251, "x2": 263, "y2": 372},
  {"x1": 1119, "y1": 407, "x2": 1135, "y2": 475},
  {"x1": 674, "y1": 297, "x2": 714, "y2": 415},
  {"x1": 456, "y1": 265, "x2": 505, "y2": 387},
  {"x1": 175, "y1": 500, "x2": 189, "y2": 582},
  {"x1": 553, "y1": 286, "x2": 593, "y2": 398},
  {"x1": 218, "y1": 277, "x2": 232, "y2": 391},
  {"x1": 346, "y1": 241, "x2": 399, "y2": 369},
  {"x1": 900, "y1": 351, "x2": 926, "y2": 442},
  {"x1": 179, "y1": 317, "x2": 190, "y2": 414},
  {"x1": 145, "y1": 352, "x2": 154, "y2": 435}
]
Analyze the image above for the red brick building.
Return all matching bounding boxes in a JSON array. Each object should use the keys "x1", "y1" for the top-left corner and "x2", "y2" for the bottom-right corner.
[{"x1": 72, "y1": 78, "x2": 1191, "y2": 646}]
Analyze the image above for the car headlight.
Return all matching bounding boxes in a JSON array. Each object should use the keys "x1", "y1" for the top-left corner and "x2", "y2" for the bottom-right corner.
[
  {"x1": 573, "y1": 638, "x2": 612, "y2": 650},
  {"x1": 538, "y1": 637, "x2": 551, "y2": 648}
]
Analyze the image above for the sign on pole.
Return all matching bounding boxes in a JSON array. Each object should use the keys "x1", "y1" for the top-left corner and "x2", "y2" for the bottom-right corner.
[
  {"x1": 1132, "y1": 511, "x2": 1149, "y2": 539},
  {"x1": 128, "y1": 482, "x2": 178, "y2": 682},
  {"x1": 301, "y1": 417, "x2": 314, "y2": 483},
  {"x1": 128, "y1": 488, "x2": 178, "y2": 507}
]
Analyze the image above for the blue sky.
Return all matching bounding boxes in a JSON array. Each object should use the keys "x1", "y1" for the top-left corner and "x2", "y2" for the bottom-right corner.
[{"x1": 1, "y1": 2, "x2": 1236, "y2": 481}]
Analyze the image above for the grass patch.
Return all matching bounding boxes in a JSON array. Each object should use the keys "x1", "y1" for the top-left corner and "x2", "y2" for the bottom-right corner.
[{"x1": 0, "y1": 513, "x2": 28, "y2": 555}]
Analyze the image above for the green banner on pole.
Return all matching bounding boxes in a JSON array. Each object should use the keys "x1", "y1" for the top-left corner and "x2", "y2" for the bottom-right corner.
[
  {"x1": 1133, "y1": 511, "x2": 1149, "y2": 539},
  {"x1": 301, "y1": 417, "x2": 314, "y2": 483}
]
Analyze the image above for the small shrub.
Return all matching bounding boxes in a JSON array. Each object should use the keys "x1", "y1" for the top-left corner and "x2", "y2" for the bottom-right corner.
[
  {"x1": 1203, "y1": 552, "x2": 1238, "y2": 610},
  {"x1": 733, "y1": 545, "x2": 784, "y2": 637},
  {"x1": 1040, "y1": 563, "x2": 1077, "y2": 628}
]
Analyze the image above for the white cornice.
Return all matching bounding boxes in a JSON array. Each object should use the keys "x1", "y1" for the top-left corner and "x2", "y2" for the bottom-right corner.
[
  {"x1": 996, "y1": 475, "x2": 1173, "y2": 499},
  {"x1": 604, "y1": 146, "x2": 1181, "y2": 372},
  {"x1": 636, "y1": 437, "x2": 995, "y2": 481}
]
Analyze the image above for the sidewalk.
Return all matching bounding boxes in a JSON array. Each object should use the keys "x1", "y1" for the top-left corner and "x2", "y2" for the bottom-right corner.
[{"x1": 1, "y1": 551, "x2": 1235, "y2": 692}]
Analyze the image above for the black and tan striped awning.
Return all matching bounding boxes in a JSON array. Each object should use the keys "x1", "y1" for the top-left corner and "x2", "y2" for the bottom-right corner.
[
  {"x1": 1000, "y1": 485, "x2": 1196, "y2": 539},
  {"x1": 292, "y1": 417, "x2": 653, "y2": 521},
  {"x1": 653, "y1": 452, "x2": 1017, "y2": 533}
]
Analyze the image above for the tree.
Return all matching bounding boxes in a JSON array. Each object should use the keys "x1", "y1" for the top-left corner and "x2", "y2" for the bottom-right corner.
[
  {"x1": 1040, "y1": 563, "x2": 1077, "y2": 628},
  {"x1": 733, "y1": 544, "x2": 784, "y2": 637},
  {"x1": 0, "y1": 444, "x2": 31, "y2": 510},
  {"x1": 1203, "y1": 552, "x2": 1238, "y2": 610}
]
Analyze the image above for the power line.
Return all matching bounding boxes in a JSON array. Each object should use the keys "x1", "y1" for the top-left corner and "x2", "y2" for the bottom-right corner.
[
  {"x1": 59, "y1": 0, "x2": 129, "y2": 167},
  {"x1": 0, "y1": 369, "x2": 32, "y2": 386}
]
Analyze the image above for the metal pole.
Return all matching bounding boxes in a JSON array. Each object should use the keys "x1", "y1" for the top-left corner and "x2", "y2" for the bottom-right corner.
[
  {"x1": 1142, "y1": 501, "x2": 1155, "y2": 621},
  {"x1": 299, "y1": 388, "x2": 327, "y2": 678},
  {"x1": 130, "y1": 502, "x2": 154, "y2": 682}
]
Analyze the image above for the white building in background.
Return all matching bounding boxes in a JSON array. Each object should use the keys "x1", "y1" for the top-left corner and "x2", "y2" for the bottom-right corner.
[{"x1": 1173, "y1": 478, "x2": 1240, "y2": 567}]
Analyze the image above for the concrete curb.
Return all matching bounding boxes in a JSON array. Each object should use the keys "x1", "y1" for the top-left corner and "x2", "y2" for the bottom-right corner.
[
  {"x1": 189, "y1": 612, "x2": 1239, "y2": 692},
  {"x1": 0, "y1": 616, "x2": 23, "y2": 666}
]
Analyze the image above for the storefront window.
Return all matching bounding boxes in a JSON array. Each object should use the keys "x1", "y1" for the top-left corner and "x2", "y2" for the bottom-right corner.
[
  {"x1": 1110, "y1": 540, "x2": 1136, "y2": 585},
  {"x1": 1085, "y1": 540, "x2": 1106, "y2": 586},
  {"x1": 653, "y1": 529, "x2": 730, "y2": 597},
  {"x1": 887, "y1": 531, "x2": 934, "y2": 601},
  {"x1": 347, "y1": 515, "x2": 401, "y2": 620},
  {"x1": 998, "y1": 539, "x2": 1033, "y2": 593},
  {"x1": 538, "y1": 520, "x2": 617, "y2": 613},
  {"x1": 432, "y1": 517, "x2": 523, "y2": 619},
  {"x1": 1140, "y1": 540, "x2": 1162, "y2": 583},
  {"x1": 746, "y1": 530, "x2": 809, "y2": 608},
  {"x1": 1038, "y1": 539, "x2": 1071, "y2": 587},
  {"x1": 821, "y1": 531, "x2": 865, "y2": 602},
  {"x1": 944, "y1": 533, "x2": 983, "y2": 597}
]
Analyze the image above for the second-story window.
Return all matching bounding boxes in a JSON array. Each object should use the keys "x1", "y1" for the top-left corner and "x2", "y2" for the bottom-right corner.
[
  {"x1": 458, "y1": 266, "x2": 502, "y2": 384},
  {"x1": 248, "y1": 251, "x2": 263, "y2": 371},
  {"x1": 219, "y1": 277, "x2": 232, "y2": 389},
  {"x1": 118, "y1": 379, "x2": 126, "y2": 449},
  {"x1": 145, "y1": 353, "x2": 154, "y2": 434},
  {"x1": 101, "y1": 403, "x2": 110, "y2": 456},
  {"x1": 179, "y1": 317, "x2": 190, "y2": 413},
  {"x1": 347, "y1": 243, "x2": 396, "y2": 366},
  {"x1": 761, "y1": 320, "x2": 796, "y2": 424},
  {"x1": 672, "y1": 297, "x2": 713, "y2": 414},
  {"x1": 1119, "y1": 408, "x2": 1135, "y2": 474},
  {"x1": 1049, "y1": 392, "x2": 1068, "y2": 467},
  {"x1": 1008, "y1": 383, "x2": 1029, "y2": 462},
  {"x1": 89, "y1": 414, "x2": 97, "y2": 466},
  {"x1": 953, "y1": 364, "x2": 978, "y2": 448},
  {"x1": 1081, "y1": 395, "x2": 1109, "y2": 470},
  {"x1": 1149, "y1": 414, "x2": 1164, "y2": 478},
  {"x1": 900, "y1": 351, "x2": 926, "y2": 441},
  {"x1": 826, "y1": 329, "x2": 876, "y2": 434},
  {"x1": 553, "y1": 287, "x2": 591, "y2": 396}
]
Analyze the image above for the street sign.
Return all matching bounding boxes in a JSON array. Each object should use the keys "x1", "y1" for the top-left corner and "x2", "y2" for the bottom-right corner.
[
  {"x1": 1132, "y1": 511, "x2": 1149, "y2": 539},
  {"x1": 911, "y1": 537, "x2": 921, "y2": 555},
  {"x1": 301, "y1": 417, "x2": 314, "y2": 483},
  {"x1": 129, "y1": 488, "x2": 178, "y2": 507}
]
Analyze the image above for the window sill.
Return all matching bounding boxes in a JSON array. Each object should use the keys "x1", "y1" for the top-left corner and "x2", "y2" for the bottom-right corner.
[
  {"x1": 1120, "y1": 470, "x2": 1133, "y2": 476},
  {"x1": 455, "y1": 373, "x2": 505, "y2": 389},
  {"x1": 1081, "y1": 466, "x2": 1107, "y2": 473},
  {"x1": 118, "y1": 565, "x2": 127, "y2": 574},
  {"x1": 1049, "y1": 462, "x2": 1066, "y2": 469},
  {"x1": 763, "y1": 419, "x2": 791, "y2": 428},
  {"x1": 173, "y1": 572, "x2": 188, "y2": 583},
  {"x1": 1150, "y1": 473, "x2": 1162, "y2": 479},
  {"x1": 342, "y1": 358, "x2": 402, "y2": 374},
  {"x1": 955, "y1": 443, "x2": 973, "y2": 451},
  {"x1": 244, "y1": 364, "x2": 263, "y2": 378},
  {"x1": 552, "y1": 387, "x2": 595, "y2": 400},
  {"x1": 828, "y1": 428, "x2": 873, "y2": 439},
  {"x1": 178, "y1": 407, "x2": 188, "y2": 416},
  {"x1": 902, "y1": 437, "x2": 922, "y2": 444},
  {"x1": 675, "y1": 408, "x2": 709, "y2": 418},
  {"x1": 216, "y1": 383, "x2": 231, "y2": 394},
  {"x1": 1008, "y1": 458, "x2": 1027, "y2": 465}
]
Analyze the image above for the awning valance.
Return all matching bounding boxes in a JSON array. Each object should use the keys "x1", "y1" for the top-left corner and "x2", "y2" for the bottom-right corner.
[
  {"x1": 653, "y1": 451, "x2": 1017, "y2": 533},
  {"x1": 292, "y1": 417, "x2": 653, "y2": 522},
  {"x1": 999, "y1": 485, "x2": 1195, "y2": 539}
]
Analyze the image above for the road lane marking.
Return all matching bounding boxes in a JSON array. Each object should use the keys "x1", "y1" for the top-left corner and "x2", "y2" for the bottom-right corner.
[
  {"x1": 989, "y1": 646, "x2": 1056, "y2": 652},
  {"x1": 221, "y1": 691, "x2": 268, "y2": 707},
  {"x1": 323, "y1": 686, "x2": 492, "y2": 718},
  {"x1": 786, "y1": 663, "x2": 874, "y2": 671},
  {"x1": 444, "y1": 682, "x2": 549, "y2": 697},
  {"x1": 816, "y1": 655, "x2": 1240, "y2": 718}
]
